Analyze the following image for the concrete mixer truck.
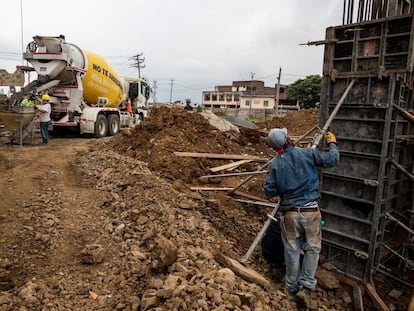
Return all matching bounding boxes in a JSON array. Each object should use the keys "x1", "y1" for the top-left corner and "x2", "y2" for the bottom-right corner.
[{"x1": 17, "y1": 35, "x2": 150, "y2": 137}]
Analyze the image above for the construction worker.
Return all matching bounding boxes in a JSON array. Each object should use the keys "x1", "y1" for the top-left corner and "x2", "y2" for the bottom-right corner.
[
  {"x1": 263, "y1": 128, "x2": 339, "y2": 308},
  {"x1": 21, "y1": 94, "x2": 37, "y2": 107},
  {"x1": 183, "y1": 102, "x2": 193, "y2": 111},
  {"x1": 35, "y1": 94, "x2": 52, "y2": 145}
]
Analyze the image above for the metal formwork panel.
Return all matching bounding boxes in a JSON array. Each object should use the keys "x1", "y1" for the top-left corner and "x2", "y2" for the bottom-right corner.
[{"x1": 319, "y1": 15, "x2": 414, "y2": 282}]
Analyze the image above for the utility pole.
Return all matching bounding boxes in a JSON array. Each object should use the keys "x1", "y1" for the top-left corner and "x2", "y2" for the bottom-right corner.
[
  {"x1": 152, "y1": 80, "x2": 158, "y2": 106},
  {"x1": 169, "y1": 78, "x2": 174, "y2": 105},
  {"x1": 129, "y1": 52, "x2": 145, "y2": 78},
  {"x1": 249, "y1": 72, "x2": 255, "y2": 117},
  {"x1": 275, "y1": 67, "x2": 281, "y2": 116},
  {"x1": 20, "y1": 0, "x2": 24, "y2": 65}
]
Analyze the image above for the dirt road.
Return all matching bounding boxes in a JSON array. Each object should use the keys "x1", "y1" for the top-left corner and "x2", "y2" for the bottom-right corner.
[{"x1": 0, "y1": 139, "x2": 120, "y2": 308}]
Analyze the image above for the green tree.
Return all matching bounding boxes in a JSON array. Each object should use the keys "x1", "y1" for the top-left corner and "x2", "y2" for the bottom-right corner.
[{"x1": 286, "y1": 75, "x2": 322, "y2": 108}]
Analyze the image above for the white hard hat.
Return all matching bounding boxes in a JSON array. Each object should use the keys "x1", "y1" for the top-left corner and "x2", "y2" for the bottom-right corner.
[{"x1": 268, "y1": 128, "x2": 288, "y2": 150}]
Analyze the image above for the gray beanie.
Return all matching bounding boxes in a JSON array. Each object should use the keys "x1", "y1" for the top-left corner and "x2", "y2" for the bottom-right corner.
[{"x1": 268, "y1": 128, "x2": 288, "y2": 150}]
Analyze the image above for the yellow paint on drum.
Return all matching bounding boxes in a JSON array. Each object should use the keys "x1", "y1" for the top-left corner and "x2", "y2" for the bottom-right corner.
[{"x1": 82, "y1": 51, "x2": 124, "y2": 107}]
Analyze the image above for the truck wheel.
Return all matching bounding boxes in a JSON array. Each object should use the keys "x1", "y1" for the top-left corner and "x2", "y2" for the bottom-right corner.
[
  {"x1": 94, "y1": 114, "x2": 108, "y2": 138},
  {"x1": 107, "y1": 114, "x2": 120, "y2": 136}
]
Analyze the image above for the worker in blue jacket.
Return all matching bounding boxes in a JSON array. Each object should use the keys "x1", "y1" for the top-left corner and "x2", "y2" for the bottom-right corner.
[{"x1": 263, "y1": 127, "x2": 339, "y2": 308}]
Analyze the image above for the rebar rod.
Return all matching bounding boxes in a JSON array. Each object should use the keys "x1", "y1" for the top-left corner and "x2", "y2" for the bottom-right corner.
[
  {"x1": 312, "y1": 79, "x2": 355, "y2": 148},
  {"x1": 385, "y1": 212, "x2": 414, "y2": 235}
]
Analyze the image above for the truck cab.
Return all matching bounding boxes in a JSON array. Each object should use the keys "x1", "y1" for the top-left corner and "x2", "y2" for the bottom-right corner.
[{"x1": 122, "y1": 77, "x2": 151, "y2": 111}]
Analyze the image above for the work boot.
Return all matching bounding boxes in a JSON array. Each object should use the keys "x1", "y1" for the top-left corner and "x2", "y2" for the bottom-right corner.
[
  {"x1": 296, "y1": 287, "x2": 311, "y2": 308},
  {"x1": 285, "y1": 288, "x2": 298, "y2": 302}
]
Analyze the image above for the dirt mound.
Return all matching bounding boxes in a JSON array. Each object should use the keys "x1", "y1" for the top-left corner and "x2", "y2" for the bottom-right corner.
[
  {"x1": 110, "y1": 106, "x2": 275, "y2": 187},
  {"x1": 256, "y1": 108, "x2": 320, "y2": 136}
]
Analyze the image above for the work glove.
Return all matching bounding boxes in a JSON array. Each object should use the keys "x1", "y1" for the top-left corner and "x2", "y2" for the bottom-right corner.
[{"x1": 325, "y1": 131, "x2": 337, "y2": 144}]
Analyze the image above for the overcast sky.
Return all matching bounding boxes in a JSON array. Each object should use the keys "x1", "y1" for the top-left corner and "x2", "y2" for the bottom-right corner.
[{"x1": 0, "y1": 0, "x2": 344, "y2": 103}]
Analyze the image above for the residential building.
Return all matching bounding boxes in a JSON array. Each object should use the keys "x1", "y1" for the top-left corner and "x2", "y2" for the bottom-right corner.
[{"x1": 201, "y1": 80, "x2": 297, "y2": 118}]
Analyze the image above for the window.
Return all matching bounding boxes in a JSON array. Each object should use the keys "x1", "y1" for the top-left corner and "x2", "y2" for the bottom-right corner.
[
  {"x1": 245, "y1": 100, "x2": 250, "y2": 107},
  {"x1": 219, "y1": 93, "x2": 224, "y2": 101},
  {"x1": 247, "y1": 86, "x2": 256, "y2": 94},
  {"x1": 204, "y1": 93, "x2": 210, "y2": 101},
  {"x1": 264, "y1": 100, "x2": 269, "y2": 107},
  {"x1": 212, "y1": 94, "x2": 217, "y2": 101},
  {"x1": 226, "y1": 94, "x2": 232, "y2": 101},
  {"x1": 234, "y1": 94, "x2": 240, "y2": 101}
]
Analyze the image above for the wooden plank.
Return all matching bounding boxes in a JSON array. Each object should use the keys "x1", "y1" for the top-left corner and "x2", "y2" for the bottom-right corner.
[
  {"x1": 365, "y1": 282, "x2": 390, "y2": 311},
  {"x1": 332, "y1": 272, "x2": 358, "y2": 287},
  {"x1": 231, "y1": 198, "x2": 278, "y2": 208},
  {"x1": 174, "y1": 152, "x2": 267, "y2": 162},
  {"x1": 226, "y1": 160, "x2": 251, "y2": 172},
  {"x1": 215, "y1": 253, "x2": 270, "y2": 288},
  {"x1": 408, "y1": 291, "x2": 414, "y2": 311},
  {"x1": 353, "y1": 285, "x2": 364, "y2": 311},
  {"x1": 200, "y1": 170, "x2": 267, "y2": 179},
  {"x1": 210, "y1": 159, "x2": 252, "y2": 172},
  {"x1": 232, "y1": 190, "x2": 270, "y2": 202},
  {"x1": 190, "y1": 186, "x2": 233, "y2": 191},
  {"x1": 189, "y1": 188, "x2": 269, "y2": 203}
]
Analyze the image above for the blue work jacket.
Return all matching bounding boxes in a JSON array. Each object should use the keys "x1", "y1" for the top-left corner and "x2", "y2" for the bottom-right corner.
[{"x1": 263, "y1": 144, "x2": 339, "y2": 210}]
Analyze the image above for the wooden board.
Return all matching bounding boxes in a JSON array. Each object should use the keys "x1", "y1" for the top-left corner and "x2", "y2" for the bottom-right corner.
[
  {"x1": 190, "y1": 186, "x2": 233, "y2": 191},
  {"x1": 189, "y1": 187, "x2": 269, "y2": 203},
  {"x1": 174, "y1": 152, "x2": 268, "y2": 162},
  {"x1": 210, "y1": 160, "x2": 252, "y2": 172},
  {"x1": 232, "y1": 190, "x2": 270, "y2": 202}
]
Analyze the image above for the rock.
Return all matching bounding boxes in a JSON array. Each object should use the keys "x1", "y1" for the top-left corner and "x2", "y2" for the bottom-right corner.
[
  {"x1": 89, "y1": 291, "x2": 98, "y2": 300},
  {"x1": 315, "y1": 268, "x2": 340, "y2": 289},
  {"x1": 178, "y1": 200, "x2": 197, "y2": 210},
  {"x1": 150, "y1": 235, "x2": 178, "y2": 272},
  {"x1": 136, "y1": 216, "x2": 148, "y2": 225},
  {"x1": 114, "y1": 223, "x2": 125, "y2": 235},
  {"x1": 0, "y1": 292, "x2": 12, "y2": 305},
  {"x1": 149, "y1": 277, "x2": 164, "y2": 289},
  {"x1": 130, "y1": 245, "x2": 146, "y2": 260},
  {"x1": 80, "y1": 244, "x2": 105, "y2": 264},
  {"x1": 141, "y1": 290, "x2": 159, "y2": 310},
  {"x1": 388, "y1": 289, "x2": 402, "y2": 299},
  {"x1": 342, "y1": 290, "x2": 352, "y2": 305},
  {"x1": 0, "y1": 268, "x2": 13, "y2": 291},
  {"x1": 215, "y1": 268, "x2": 236, "y2": 289},
  {"x1": 19, "y1": 281, "x2": 40, "y2": 306}
]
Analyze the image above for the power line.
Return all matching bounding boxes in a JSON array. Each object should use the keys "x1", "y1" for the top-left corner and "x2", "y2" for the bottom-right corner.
[
  {"x1": 128, "y1": 52, "x2": 145, "y2": 78},
  {"x1": 20, "y1": 0, "x2": 24, "y2": 65},
  {"x1": 0, "y1": 51, "x2": 21, "y2": 56},
  {"x1": 0, "y1": 56, "x2": 22, "y2": 62}
]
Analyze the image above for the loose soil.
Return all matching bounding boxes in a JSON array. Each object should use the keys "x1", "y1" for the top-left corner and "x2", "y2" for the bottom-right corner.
[{"x1": 0, "y1": 107, "x2": 410, "y2": 310}]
